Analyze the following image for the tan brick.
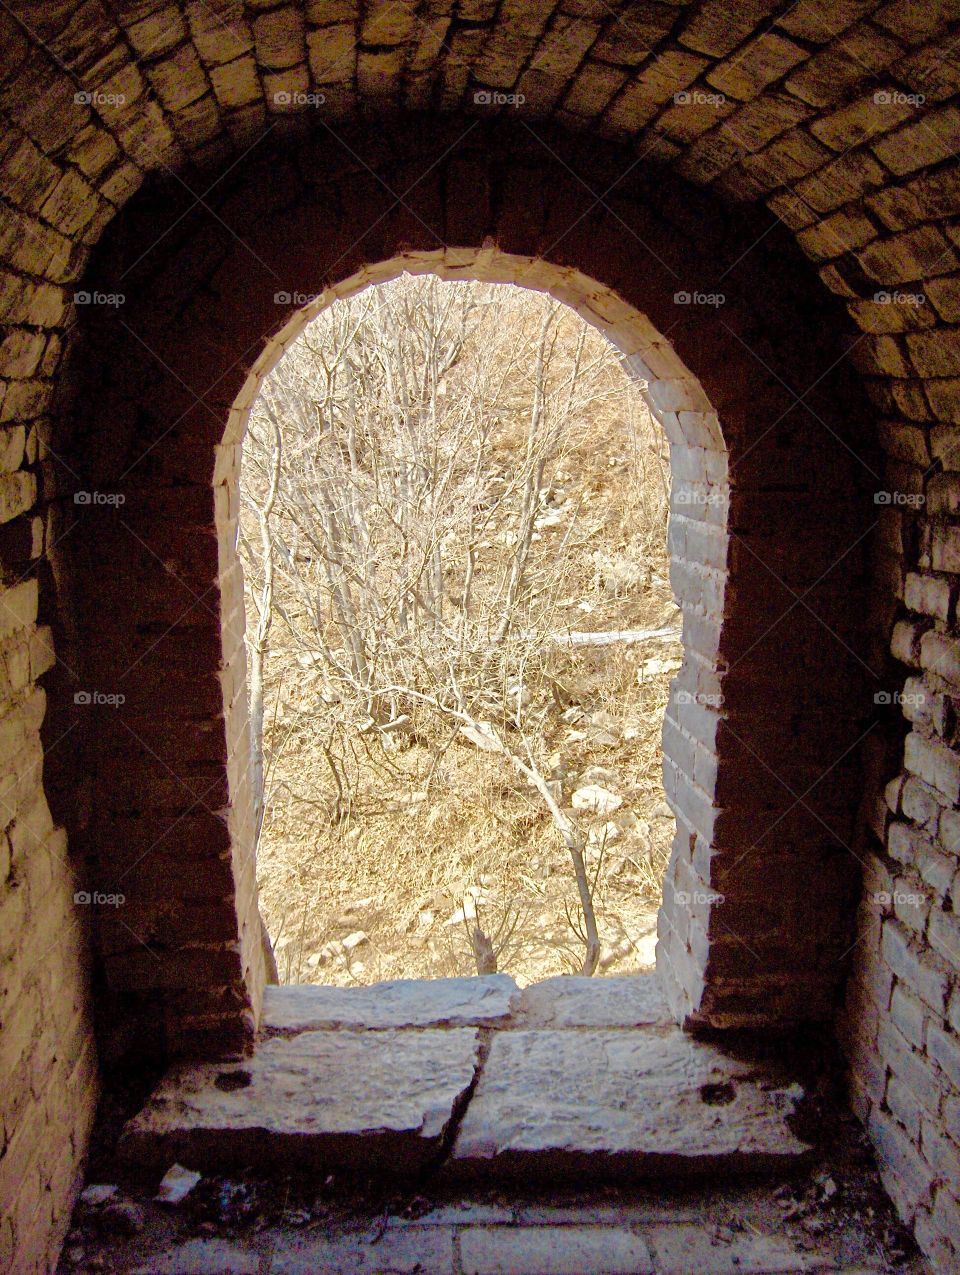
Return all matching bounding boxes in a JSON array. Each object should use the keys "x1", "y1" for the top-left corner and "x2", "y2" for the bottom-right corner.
[
  {"x1": 873, "y1": 104, "x2": 960, "y2": 176},
  {"x1": 126, "y1": 7, "x2": 189, "y2": 58},
  {"x1": 927, "y1": 380, "x2": 960, "y2": 424},
  {"x1": 931, "y1": 524, "x2": 960, "y2": 574},
  {"x1": 793, "y1": 149, "x2": 887, "y2": 212},
  {"x1": 800, "y1": 206, "x2": 879, "y2": 262},
  {"x1": 188, "y1": 0, "x2": 252, "y2": 66},
  {"x1": 925, "y1": 276, "x2": 960, "y2": 324},
  {"x1": 0, "y1": 472, "x2": 36, "y2": 525},
  {"x1": 210, "y1": 55, "x2": 261, "y2": 110},
  {"x1": 905, "y1": 731, "x2": 960, "y2": 804},
  {"x1": 561, "y1": 62, "x2": 629, "y2": 118},
  {"x1": 812, "y1": 91, "x2": 914, "y2": 150},
  {"x1": 707, "y1": 33, "x2": 808, "y2": 101},
  {"x1": 857, "y1": 227, "x2": 957, "y2": 285},
  {"x1": 590, "y1": 3, "x2": 677, "y2": 65},
  {"x1": 679, "y1": 0, "x2": 780, "y2": 58},
  {"x1": 907, "y1": 328, "x2": 960, "y2": 377},
  {"x1": 785, "y1": 25, "x2": 902, "y2": 107},
  {"x1": 604, "y1": 50, "x2": 708, "y2": 133},
  {"x1": 253, "y1": 6, "x2": 307, "y2": 69}
]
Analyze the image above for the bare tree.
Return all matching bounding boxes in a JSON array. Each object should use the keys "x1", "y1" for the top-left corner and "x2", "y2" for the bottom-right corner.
[{"x1": 240, "y1": 276, "x2": 659, "y2": 976}]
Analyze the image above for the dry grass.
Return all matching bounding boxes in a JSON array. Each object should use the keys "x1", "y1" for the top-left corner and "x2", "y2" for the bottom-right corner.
[{"x1": 246, "y1": 278, "x2": 678, "y2": 987}]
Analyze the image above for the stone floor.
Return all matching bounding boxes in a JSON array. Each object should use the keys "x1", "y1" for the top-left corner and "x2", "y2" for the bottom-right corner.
[
  {"x1": 59, "y1": 975, "x2": 930, "y2": 1274},
  {"x1": 119, "y1": 975, "x2": 811, "y2": 1180}
]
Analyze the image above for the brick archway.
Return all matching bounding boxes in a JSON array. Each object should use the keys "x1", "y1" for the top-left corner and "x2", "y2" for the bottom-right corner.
[
  {"x1": 7, "y1": 4, "x2": 960, "y2": 1264},
  {"x1": 55, "y1": 120, "x2": 874, "y2": 1063}
]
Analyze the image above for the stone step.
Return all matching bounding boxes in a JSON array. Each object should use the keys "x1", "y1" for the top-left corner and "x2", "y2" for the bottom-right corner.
[
  {"x1": 120, "y1": 976, "x2": 811, "y2": 1183},
  {"x1": 263, "y1": 973, "x2": 520, "y2": 1033},
  {"x1": 447, "y1": 1028, "x2": 812, "y2": 1181},
  {"x1": 120, "y1": 1028, "x2": 483, "y2": 1176}
]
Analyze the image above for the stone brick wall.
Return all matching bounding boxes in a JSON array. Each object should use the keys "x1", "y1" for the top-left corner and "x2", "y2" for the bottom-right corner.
[
  {"x1": 0, "y1": 2, "x2": 959, "y2": 1269},
  {"x1": 62, "y1": 121, "x2": 873, "y2": 1064},
  {"x1": 0, "y1": 142, "x2": 99, "y2": 1275},
  {"x1": 839, "y1": 479, "x2": 960, "y2": 1267}
]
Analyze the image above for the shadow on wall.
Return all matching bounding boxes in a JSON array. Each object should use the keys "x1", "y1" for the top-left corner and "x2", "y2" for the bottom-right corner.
[{"x1": 46, "y1": 119, "x2": 880, "y2": 1075}]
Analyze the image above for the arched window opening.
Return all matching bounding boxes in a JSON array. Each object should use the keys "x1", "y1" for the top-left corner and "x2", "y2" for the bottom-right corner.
[{"x1": 238, "y1": 275, "x2": 677, "y2": 988}]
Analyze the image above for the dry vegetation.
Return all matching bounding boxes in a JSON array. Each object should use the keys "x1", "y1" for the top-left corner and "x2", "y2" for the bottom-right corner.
[{"x1": 240, "y1": 276, "x2": 679, "y2": 987}]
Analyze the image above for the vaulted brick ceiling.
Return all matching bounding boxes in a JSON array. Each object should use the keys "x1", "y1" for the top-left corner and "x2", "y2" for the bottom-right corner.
[
  {"x1": 2, "y1": 0, "x2": 959, "y2": 408},
  {"x1": 4, "y1": 7, "x2": 960, "y2": 1273}
]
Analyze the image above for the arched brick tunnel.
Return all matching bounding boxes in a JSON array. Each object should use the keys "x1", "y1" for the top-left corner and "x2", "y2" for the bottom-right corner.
[{"x1": 0, "y1": 3, "x2": 958, "y2": 1271}]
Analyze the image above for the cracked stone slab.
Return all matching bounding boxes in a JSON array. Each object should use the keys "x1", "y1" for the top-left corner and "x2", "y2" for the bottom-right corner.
[
  {"x1": 449, "y1": 1029, "x2": 812, "y2": 1181},
  {"x1": 515, "y1": 974, "x2": 671, "y2": 1028},
  {"x1": 120, "y1": 1029, "x2": 482, "y2": 1176},
  {"x1": 263, "y1": 974, "x2": 519, "y2": 1033}
]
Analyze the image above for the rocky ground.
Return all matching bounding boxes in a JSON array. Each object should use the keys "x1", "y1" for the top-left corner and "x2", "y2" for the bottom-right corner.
[{"x1": 256, "y1": 591, "x2": 682, "y2": 990}]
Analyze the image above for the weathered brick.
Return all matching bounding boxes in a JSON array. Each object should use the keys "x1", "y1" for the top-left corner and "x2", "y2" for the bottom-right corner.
[
  {"x1": 931, "y1": 1186, "x2": 960, "y2": 1252},
  {"x1": 905, "y1": 572, "x2": 954, "y2": 622},
  {"x1": 891, "y1": 983, "x2": 926, "y2": 1049},
  {"x1": 925, "y1": 276, "x2": 960, "y2": 324},
  {"x1": 929, "y1": 909, "x2": 960, "y2": 968},
  {"x1": 868, "y1": 1106, "x2": 934, "y2": 1220},
  {"x1": 707, "y1": 33, "x2": 808, "y2": 101},
  {"x1": 811, "y1": 91, "x2": 914, "y2": 151},
  {"x1": 872, "y1": 104, "x2": 960, "y2": 176},
  {"x1": 887, "y1": 1074, "x2": 923, "y2": 1141},
  {"x1": 900, "y1": 776, "x2": 942, "y2": 830},
  {"x1": 882, "y1": 918, "x2": 950, "y2": 1013},
  {"x1": 927, "y1": 380, "x2": 960, "y2": 425},
  {"x1": 920, "y1": 630, "x2": 960, "y2": 688},
  {"x1": 253, "y1": 6, "x2": 306, "y2": 70},
  {"x1": 904, "y1": 731, "x2": 960, "y2": 804},
  {"x1": 931, "y1": 525, "x2": 960, "y2": 574},
  {"x1": 857, "y1": 227, "x2": 957, "y2": 286},
  {"x1": 785, "y1": 25, "x2": 902, "y2": 108},
  {"x1": 908, "y1": 329, "x2": 960, "y2": 378},
  {"x1": 891, "y1": 619, "x2": 928, "y2": 666},
  {"x1": 928, "y1": 1024, "x2": 960, "y2": 1091}
]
